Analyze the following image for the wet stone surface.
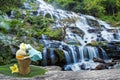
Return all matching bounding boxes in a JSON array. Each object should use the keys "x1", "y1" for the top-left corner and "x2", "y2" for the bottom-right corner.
[{"x1": 1, "y1": 66, "x2": 120, "y2": 80}]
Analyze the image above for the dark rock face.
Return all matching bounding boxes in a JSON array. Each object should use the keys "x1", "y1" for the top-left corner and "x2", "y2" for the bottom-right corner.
[
  {"x1": 103, "y1": 41, "x2": 120, "y2": 59},
  {"x1": 69, "y1": 27, "x2": 85, "y2": 38},
  {"x1": 93, "y1": 57, "x2": 117, "y2": 70},
  {"x1": 95, "y1": 63, "x2": 106, "y2": 70},
  {"x1": 93, "y1": 57, "x2": 105, "y2": 63},
  {"x1": 88, "y1": 29, "x2": 100, "y2": 33},
  {"x1": 86, "y1": 18, "x2": 101, "y2": 30}
]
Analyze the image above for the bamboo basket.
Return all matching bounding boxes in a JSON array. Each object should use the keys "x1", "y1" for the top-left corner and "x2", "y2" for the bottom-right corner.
[{"x1": 17, "y1": 58, "x2": 31, "y2": 75}]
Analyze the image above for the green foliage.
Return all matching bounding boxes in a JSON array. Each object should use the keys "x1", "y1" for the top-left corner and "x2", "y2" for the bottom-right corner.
[
  {"x1": 0, "y1": 15, "x2": 10, "y2": 33},
  {"x1": 0, "y1": 0, "x2": 22, "y2": 13},
  {"x1": 24, "y1": 15, "x2": 53, "y2": 29},
  {"x1": 12, "y1": 9, "x2": 22, "y2": 19},
  {"x1": 34, "y1": 27, "x2": 63, "y2": 40},
  {"x1": 0, "y1": 43, "x2": 13, "y2": 65},
  {"x1": 116, "y1": 0, "x2": 120, "y2": 8},
  {"x1": 23, "y1": 15, "x2": 56, "y2": 39},
  {"x1": 47, "y1": 0, "x2": 77, "y2": 11},
  {"x1": 0, "y1": 64, "x2": 47, "y2": 77},
  {"x1": 0, "y1": 21, "x2": 10, "y2": 33},
  {"x1": 22, "y1": 15, "x2": 63, "y2": 41},
  {"x1": 0, "y1": 15, "x2": 24, "y2": 34},
  {"x1": 83, "y1": 0, "x2": 105, "y2": 17},
  {"x1": 100, "y1": 14, "x2": 120, "y2": 26},
  {"x1": 44, "y1": 28, "x2": 63, "y2": 40}
]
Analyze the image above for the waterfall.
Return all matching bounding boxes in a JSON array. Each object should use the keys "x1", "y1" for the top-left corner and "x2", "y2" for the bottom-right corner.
[
  {"x1": 112, "y1": 29, "x2": 120, "y2": 40},
  {"x1": 79, "y1": 46, "x2": 84, "y2": 61},
  {"x1": 43, "y1": 47, "x2": 47, "y2": 66},
  {"x1": 34, "y1": 0, "x2": 120, "y2": 71},
  {"x1": 63, "y1": 46, "x2": 108, "y2": 71},
  {"x1": 50, "y1": 48, "x2": 55, "y2": 65},
  {"x1": 63, "y1": 50, "x2": 71, "y2": 65},
  {"x1": 98, "y1": 47, "x2": 109, "y2": 60},
  {"x1": 69, "y1": 45, "x2": 77, "y2": 63},
  {"x1": 36, "y1": 0, "x2": 120, "y2": 44}
]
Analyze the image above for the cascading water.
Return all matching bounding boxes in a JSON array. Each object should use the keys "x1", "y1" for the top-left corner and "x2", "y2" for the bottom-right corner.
[
  {"x1": 98, "y1": 47, "x2": 109, "y2": 60},
  {"x1": 43, "y1": 47, "x2": 47, "y2": 66},
  {"x1": 63, "y1": 45, "x2": 109, "y2": 71},
  {"x1": 50, "y1": 48, "x2": 55, "y2": 65},
  {"x1": 34, "y1": 0, "x2": 120, "y2": 44},
  {"x1": 63, "y1": 50, "x2": 71, "y2": 65},
  {"x1": 34, "y1": 0, "x2": 120, "y2": 71}
]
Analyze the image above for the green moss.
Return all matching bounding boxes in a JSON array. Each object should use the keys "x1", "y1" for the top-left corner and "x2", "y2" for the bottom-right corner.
[
  {"x1": 0, "y1": 63, "x2": 47, "y2": 77},
  {"x1": 66, "y1": 40, "x2": 81, "y2": 46},
  {"x1": 44, "y1": 28, "x2": 63, "y2": 40},
  {"x1": 36, "y1": 44, "x2": 44, "y2": 52},
  {"x1": 87, "y1": 41, "x2": 106, "y2": 47},
  {"x1": 54, "y1": 49, "x2": 64, "y2": 62}
]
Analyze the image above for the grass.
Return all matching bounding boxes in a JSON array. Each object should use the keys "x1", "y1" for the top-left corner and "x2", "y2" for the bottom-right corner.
[
  {"x1": 99, "y1": 15, "x2": 120, "y2": 27},
  {"x1": 0, "y1": 63, "x2": 47, "y2": 77}
]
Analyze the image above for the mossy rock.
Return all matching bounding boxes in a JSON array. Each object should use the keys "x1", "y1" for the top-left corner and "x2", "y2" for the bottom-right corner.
[
  {"x1": 87, "y1": 41, "x2": 106, "y2": 47},
  {"x1": 54, "y1": 48, "x2": 65, "y2": 63},
  {"x1": 36, "y1": 44, "x2": 44, "y2": 52}
]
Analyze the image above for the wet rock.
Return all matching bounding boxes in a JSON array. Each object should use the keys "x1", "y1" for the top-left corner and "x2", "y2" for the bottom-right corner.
[
  {"x1": 105, "y1": 62, "x2": 116, "y2": 67},
  {"x1": 93, "y1": 57, "x2": 105, "y2": 63},
  {"x1": 93, "y1": 57, "x2": 118, "y2": 70},
  {"x1": 69, "y1": 27, "x2": 84, "y2": 37},
  {"x1": 88, "y1": 29, "x2": 99, "y2": 33},
  {"x1": 95, "y1": 63, "x2": 106, "y2": 70},
  {"x1": 86, "y1": 18, "x2": 101, "y2": 30},
  {"x1": 103, "y1": 41, "x2": 120, "y2": 59}
]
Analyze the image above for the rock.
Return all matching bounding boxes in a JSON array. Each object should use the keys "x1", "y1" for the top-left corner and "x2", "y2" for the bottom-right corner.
[
  {"x1": 93, "y1": 57, "x2": 117, "y2": 70},
  {"x1": 93, "y1": 57, "x2": 119, "y2": 70},
  {"x1": 69, "y1": 27, "x2": 85, "y2": 37},
  {"x1": 88, "y1": 29, "x2": 99, "y2": 33},
  {"x1": 86, "y1": 18, "x2": 101, "y2": 30},
  {"x1": 103, "y1": 42, "x2": 120, "y2": 59},
  {"x1": 95, "y1": 63, "x2": 106, "y2": 70},
  {"x1": 93, "y1": 57, "x2": 105, "y2": 63},
  {"x1": 105, "y1": 62, "x2": 116, "y2": 67},
  {"x1": 42, "y1": 66, "x2": 62, "y2": 71}
]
